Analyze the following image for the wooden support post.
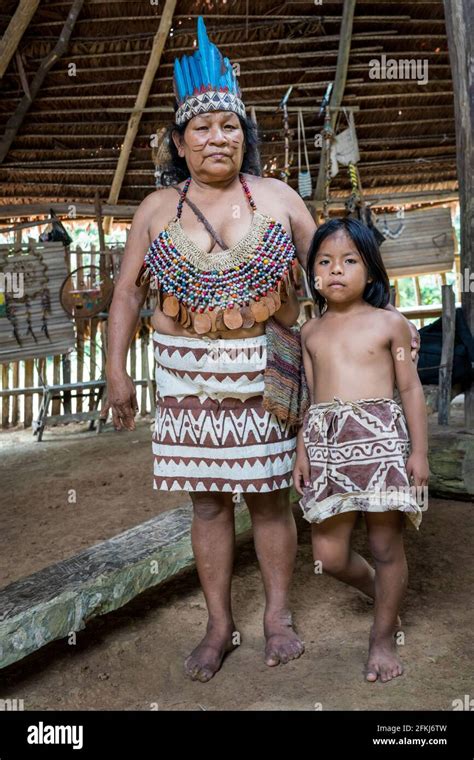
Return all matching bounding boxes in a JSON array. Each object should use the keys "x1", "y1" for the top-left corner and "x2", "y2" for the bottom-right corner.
[
  {"x1": 89, "y1": 319, "x2": 98, "y2": 412},
  {"x1": 1, "y1": 364, "x2": 9, "y2": 429},
  {"x1": 62, "y1": 355, "x2": 71, "y2": 415},
  {"x1": 104, "y1": 0, "x2": 177, "y2": 232},
  {"x1": 52, "y1": 355, "x2": 61, "y2": 415},
  {"x1": 314, "y1": 0, "x2": 357, "y2": 205},
  {"x1": 24, "y1": 359, "x2": 33, "y2": 428},
  {"x1": 11, "y1": 362, "x2": 19, "y2": 426},
  {"x1": 0, "y1": 0, "x2": 41, "y2": 79},
  {"x1": 444, "y1": 0, "x2": 474, "y2": 428},
  {"x1": 0, "y1": 0, "x2": 85, "y2": 164},
  {"x1": 94, "y1": 190, "x2": 110, "y2": 278},
  {"x1": 438, "y1": 284, "x2": 456, "y2": 425},
  {"x1": 414, "y1": 276, "x2": 424, "y2": 327}
]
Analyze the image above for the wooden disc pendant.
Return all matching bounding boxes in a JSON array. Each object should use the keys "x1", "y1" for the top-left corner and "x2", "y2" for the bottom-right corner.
[
  {"x1": 193, "y1": 311, "x2": 212, "y2": 335},
  {"x1": 264, "y1": 294, "x2": 276, "y2": 316},
  {"x1": 163, "y1": 295, "x2": 180, "y2": 317},
  {"x1": 250, "y1": 299, "x2": 270, "y2": 322},
  {"x1": 178, "y1": 303, "x2": 188, "y2": 325},
  {"x1": 240, "y1": 305, "x2": 256, "y2": 328},
  {"x1": 223, "y1": 307, "x2": 244, "y2": 330}
]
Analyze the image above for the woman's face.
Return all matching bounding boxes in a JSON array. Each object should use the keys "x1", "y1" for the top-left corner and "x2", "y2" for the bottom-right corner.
[{"x1": 172, "y1": 110, "x2": 245, "y2": 181}]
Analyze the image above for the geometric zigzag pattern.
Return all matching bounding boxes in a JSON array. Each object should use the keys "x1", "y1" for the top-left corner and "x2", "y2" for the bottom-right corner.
[
  {"x1": 299, "y1": 397, "x2": 423, "y2": 529},
  {"x1": 152, "y1": 331, "x2": 297, "y2": 493}
]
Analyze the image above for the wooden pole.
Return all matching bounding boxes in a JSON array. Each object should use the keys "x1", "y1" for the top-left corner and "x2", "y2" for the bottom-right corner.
[
  {"x1": 24, "y1": 360, "x2": 34, "y2": 427},
  {"x1": 0, "y1": 0, "x2": 41, "y2": 79},
  {"x1": 443, "y1": 0, "x2": 474, "y2": 427},
  {"x1": 438, "y1": 284, "x2": 456, "y2": 425},
  {"x1": 104, "y1": 0, "x2": 177, "y2": 233},
  {"x1": 11, "y1": 361, "x2": 19, "y2": 426},
  {"x1": 313, "y1": 0, "x2": 357, "y2": 205},
  {"x1": 2, "y1": 364, "x2": 9, "y2": 429},
  {"x1": 94, "y1": 190, "x2": 110, "y2": 278},
  {"x1": 0, "y1": 0, "x2": 84, "y2": 164}
]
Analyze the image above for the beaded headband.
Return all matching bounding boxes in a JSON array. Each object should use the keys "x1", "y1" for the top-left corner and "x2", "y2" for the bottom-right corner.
[{"x1": 173, "y1": 16, "x2": 246, "y2": 127}]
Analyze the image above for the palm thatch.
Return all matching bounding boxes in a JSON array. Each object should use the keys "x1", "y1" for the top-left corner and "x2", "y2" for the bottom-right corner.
[{"x1": 0, "y1": 0, "x2": 457, "y2": 212}]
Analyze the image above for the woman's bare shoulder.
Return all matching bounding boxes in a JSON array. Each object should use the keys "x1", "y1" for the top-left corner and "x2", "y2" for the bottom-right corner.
[
  {"x1": 243, "y1": 174, "x2": 295, "y2": 195},
  {"x1": 135, "y1": 184, "x2": 184, "y2": 234}
]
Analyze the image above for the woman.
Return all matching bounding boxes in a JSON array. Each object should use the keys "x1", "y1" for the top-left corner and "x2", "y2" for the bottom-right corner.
[{"x1": 103, "y1": 17, "x2": 419, "y2": 683}]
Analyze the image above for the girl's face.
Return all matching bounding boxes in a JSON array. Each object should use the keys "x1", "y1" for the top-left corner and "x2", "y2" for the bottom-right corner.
[
  {"x1": 172, "y1": 110, "x2": 245, "y2": 182},
  {"x1": 313, "y1": 230, "x2": 372, "y2": 305}
]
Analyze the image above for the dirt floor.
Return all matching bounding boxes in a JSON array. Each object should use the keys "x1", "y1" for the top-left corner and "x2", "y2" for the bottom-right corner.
[{"x1": 0, "y1": 418, "x2": 473, "y2": 710}]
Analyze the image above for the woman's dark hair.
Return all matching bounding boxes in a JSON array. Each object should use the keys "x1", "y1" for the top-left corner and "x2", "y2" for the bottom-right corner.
[
  {"x1": 306, "y1": 217, "x2": 390, "y2": 315},
  {"x1": 160, "y1": 108, "x2": 262, "y2": 185}
]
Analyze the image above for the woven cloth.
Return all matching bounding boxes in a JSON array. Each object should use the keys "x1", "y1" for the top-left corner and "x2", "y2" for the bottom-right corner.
[{"x1": 262, "y1": 317, "x2": 310, "y2": 428}]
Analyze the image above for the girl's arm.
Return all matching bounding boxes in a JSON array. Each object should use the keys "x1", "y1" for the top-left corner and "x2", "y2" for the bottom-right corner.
[{"x1": 389, "y1": 313, "x2": 429, "y2": 486}]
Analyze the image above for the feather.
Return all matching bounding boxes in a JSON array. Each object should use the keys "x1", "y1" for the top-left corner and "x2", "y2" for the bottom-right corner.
[
  {"x1": 188, "y1": 55, "x2": 201, "y2": 93},
  {"x1": 181, "y1": 55, "x2": 193, "y2": 97},
  {"x1": 223, "y1": 57, "x2": 234, "y2": 92},
  {"x1": 197, "y1": 16, "x2": 212, "y2": 83},
  {"x1": 210, "y1": 45, "x2": 224, "y2": 87},
  {"x1": 194, "y1": 50, "x2": 205, "y2": 90},
  {"x1": 173, "y1": 59, "x2": 186, "y2": 101}
]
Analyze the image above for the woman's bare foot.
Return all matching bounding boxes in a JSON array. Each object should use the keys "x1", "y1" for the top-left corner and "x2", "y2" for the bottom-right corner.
[
  {"x1": 264, "y1": 610, "x2": 305, "y2": 666},
  {"x1": 184, "y1": 623, "x2": 238, "y2": 683},
  {"x1": 365, "y1": 627, "x2": 404, "y2": 683}
]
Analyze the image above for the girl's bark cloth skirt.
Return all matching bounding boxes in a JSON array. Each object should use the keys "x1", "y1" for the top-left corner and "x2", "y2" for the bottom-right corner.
[
  {"x1": 299, "y1": 397, "x2": 424, "y2": 529},
  {"x1": 152, "y1": 331, "x2": 297, "y2": 492}
]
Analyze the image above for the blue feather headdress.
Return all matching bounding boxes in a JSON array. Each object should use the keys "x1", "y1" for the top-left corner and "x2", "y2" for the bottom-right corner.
[{"x1": 173, "y1": 16, "x2": 246, "y2": 126}]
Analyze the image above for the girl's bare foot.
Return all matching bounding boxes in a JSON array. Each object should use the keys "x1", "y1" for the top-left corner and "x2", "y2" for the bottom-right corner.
[
  {"x1": 365, "y1": 627, "x2": 404, "y2": 683},
  {"x1": 264, "y1": 610, "x2": 305, "y2": 666},
  {"x1": 184, "y1": 623, "x2": 238, "y2": 683}
]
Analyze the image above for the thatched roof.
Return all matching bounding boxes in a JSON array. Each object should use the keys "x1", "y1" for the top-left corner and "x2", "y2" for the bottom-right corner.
[{"x1": 0, "y1": 0, "x2": 457, "y2": 212}]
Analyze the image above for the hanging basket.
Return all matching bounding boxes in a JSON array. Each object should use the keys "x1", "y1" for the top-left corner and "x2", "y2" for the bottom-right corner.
[{"x1": 297, "y1": 109, "x2": 312, "y2": 198}]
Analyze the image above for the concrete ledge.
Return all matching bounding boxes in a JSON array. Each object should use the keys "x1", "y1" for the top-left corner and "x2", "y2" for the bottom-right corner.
[{"x1": 0, "y1": 503, "x2": 252, "y2": 670}]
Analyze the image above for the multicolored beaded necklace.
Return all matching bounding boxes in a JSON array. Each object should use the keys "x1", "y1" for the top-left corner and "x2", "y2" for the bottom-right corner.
[{"x1": 138, "y1": 173, "x2": 297, "y2": 334}]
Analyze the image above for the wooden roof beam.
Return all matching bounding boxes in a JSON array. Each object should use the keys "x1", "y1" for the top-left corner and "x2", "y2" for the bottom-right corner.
[
  {"x1": 103, "y1": 0, "x2": 177, "y2": 233},
  {"x1": 0, "y1": 0, "x2": 41, "y2": 79},
  {"x1": 312, "y1": 0, "x2": 356, "y2": 203},
  {"x1": 0, "y1": 0, "x2": 85, "y2": 164}
]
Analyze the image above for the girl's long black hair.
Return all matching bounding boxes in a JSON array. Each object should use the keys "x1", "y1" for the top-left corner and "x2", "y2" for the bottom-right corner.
[
  {"x1": 159, "y1": 107, "x2": 262, "y2": 185},
  {"x1": 307, "y1": 217, "x2": 390, "y2": 315}
]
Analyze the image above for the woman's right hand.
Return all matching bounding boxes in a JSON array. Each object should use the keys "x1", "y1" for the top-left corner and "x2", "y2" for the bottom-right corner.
[{"x1": 101, "y1": 372, "x2": 138, "y2": 431}]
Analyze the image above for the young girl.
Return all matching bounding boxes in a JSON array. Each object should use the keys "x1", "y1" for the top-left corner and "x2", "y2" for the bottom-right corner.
[{"x1": 293, "y1": 217, "x2": 429, "y2": 683}]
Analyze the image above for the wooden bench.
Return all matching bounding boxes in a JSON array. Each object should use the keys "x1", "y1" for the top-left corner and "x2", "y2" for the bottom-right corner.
[{"x1": 32, "y1": 379, "x2": 107, "y2": 441}]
